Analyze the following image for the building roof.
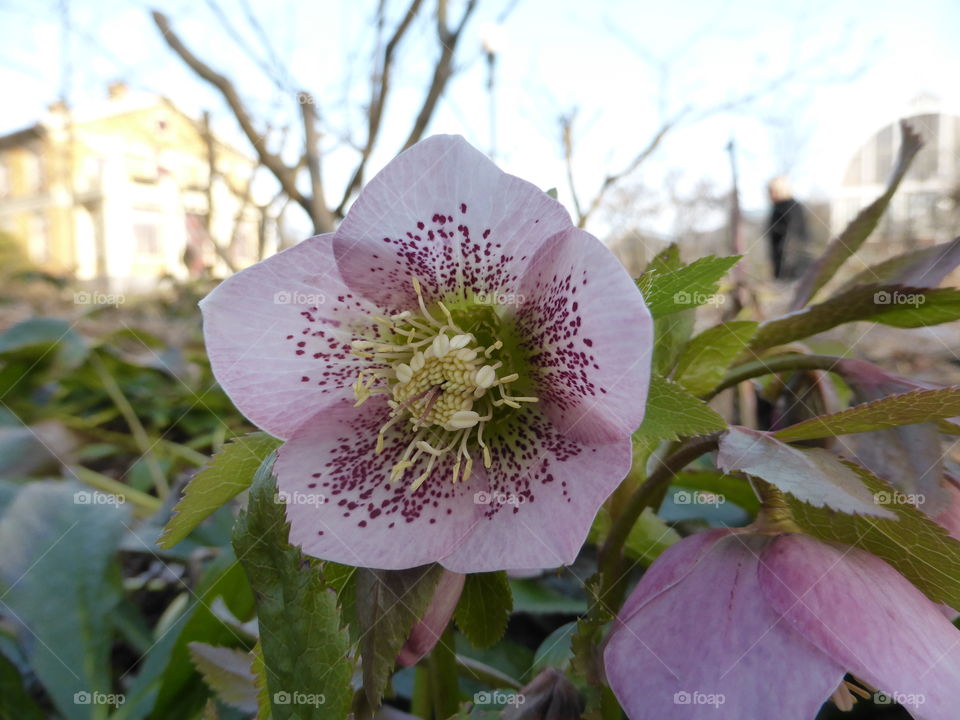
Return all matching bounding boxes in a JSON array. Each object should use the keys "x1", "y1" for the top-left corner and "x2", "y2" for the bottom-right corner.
[{"x1": 0, "y1": 124, "x2": 44, "y2": 151}]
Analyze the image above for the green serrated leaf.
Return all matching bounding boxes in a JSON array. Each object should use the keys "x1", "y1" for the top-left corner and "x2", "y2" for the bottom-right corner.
[
  {"x1": 187, "y1": 643, "x2": 257, "y2": 714},
  {"x1": 717, "y1": 427, "x2": 892, "y2": 518},
  {"x1": 201, "y1": 699, "x2": 219, "y2": 720},
  {"x1": 651, "y1": 309, "x2": 696, "y2": 375},
  {"x1": 634, "y1": 374, "x2": 727, "y2": 443},
  {"x1": 637, "y1": 255, "x2": 740, "y2": 317},
  {"x1": 673, "y1": 321, "x2": 758, "y2": 396},
  {"x1": 251, "y1": 641, "x2": 271, "y2": 720},
  {"x1": 773, "y1": 387, "x2": 960, "y2": 442},
  {"x1": 232, "y1": 457, "x2": 353, "y2": 720},
  {"x1": 356, "y1": 564, "x2": 445, "y2": 708},
  {"x1": 751, "y1": 284, "x2": 960, "y2": 351},
  {"x1": 453, "y1": 572, "x2": 512, "y2": 649},
  {"x1": 159, "y1": 432, "x2": 280, "y2": 548},
  {"x1": 323, "y1": 561, "x2": 358, "y2": 643},
  {"x1": 787, "y1": 463, "x2": 960, "y2": 609},
  {"x1": 844, "y1": 236, "x2": 960, "y2": 289},
  {"x1": 870, "y1": 288, "x2": 960, "y2": 327},
  {"x1": 640, "y1": 243, "x2": 682, "y2": 277},
  {"x1": 792, "y1": 120, "x2": 923, "y2": 306}
]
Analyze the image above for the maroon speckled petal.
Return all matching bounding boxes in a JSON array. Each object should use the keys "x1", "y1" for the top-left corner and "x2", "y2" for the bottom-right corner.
[
  {"x1": 276, "y1": 395, "x2": 490, "y2": 570},
  {"x1": 514, "y1": 227, "x2": 652, "y2": 442},
  {"x1": 200, "y1": 234, "x2": 382, "y2": 440},
  {"x1": 440, "y1": 408, "x2": 632, "y2": 572},
  {"x1": 332, "y1": 135, "x2": 573, "y2": 310},
  {"x1": 276, "y1": 398, "x2": 629, "y2": 571}
]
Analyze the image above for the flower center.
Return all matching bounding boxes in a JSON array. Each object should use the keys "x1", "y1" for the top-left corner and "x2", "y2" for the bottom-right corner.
[{"x1": 351, "y1": 277, "x2": 537, "y2": 491}]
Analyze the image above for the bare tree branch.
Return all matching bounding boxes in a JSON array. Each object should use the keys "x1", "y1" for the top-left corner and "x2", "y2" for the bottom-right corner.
[
  {"x1": 574, "y1": 113, "x2": 682, "y2": 228},
  {"x1": 401, "y1": 0, "x2": 479, "y2": 150},
  {"x1": 151, "y1": 11, "x2": 319, "y2": 229},
  {"x1": 559, "y1": 111, "x2": 583, "y2": 223},
  {"x1": 336, "y1": 0, "x2": 425, "y2": 217},
  {"x1": 202, "y1": 0, "x2": 292, "y2": 95},
  {"x1": 300, "y1": 93, "x2": 334, "y2": 233}
]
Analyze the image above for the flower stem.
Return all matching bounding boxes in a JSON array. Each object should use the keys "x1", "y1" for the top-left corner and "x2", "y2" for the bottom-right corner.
[
  {"x1": 597, "y1": 433, "x2": 720, "y2": 608},
  {"x1": 708, "y1": 353, "x2": 843, "y2": 399},
  {"x1": 428, "y1": 625, "x2": 460, "y2": 719},
  {"x1": 411, "y1": 665, "x2": 431, "y2": 719}
]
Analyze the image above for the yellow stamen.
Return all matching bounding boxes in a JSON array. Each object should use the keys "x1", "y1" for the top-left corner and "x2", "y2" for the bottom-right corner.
[{"x1": 350, "y1": 276, "x2": 537, "y2": 491}]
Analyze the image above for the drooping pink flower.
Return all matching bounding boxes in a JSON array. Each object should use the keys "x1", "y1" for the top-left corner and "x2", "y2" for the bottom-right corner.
[
  {"x1": 603, "y1": 528, "x2": 960, "y2": 719},
  {"x1": 833, "y1": 357, "x2": 949, "y2": 514},
  {"x1": 201, "y1": 135, "x2": 652, "y2": 571},
  {"x1": 397, "y1": 570, "x2": 464, "y2": 667}
]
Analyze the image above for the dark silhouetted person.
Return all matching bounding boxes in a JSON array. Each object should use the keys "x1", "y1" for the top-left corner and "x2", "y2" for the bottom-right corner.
[{"x1": 766, "y1": 177, "x2": 810, "y2": 280}]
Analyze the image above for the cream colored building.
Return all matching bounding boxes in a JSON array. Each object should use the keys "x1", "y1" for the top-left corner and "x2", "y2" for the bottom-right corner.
[
  {"x1": 0, "y1": 84, "x2": 269, "y2": 291},
  {"x1": 831, "y1": 97, "x2": 960, "y2": 261}
]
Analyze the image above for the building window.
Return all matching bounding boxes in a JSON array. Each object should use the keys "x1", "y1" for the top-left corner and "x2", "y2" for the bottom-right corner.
[
  {"x1": 133, "y1": 211, "x2": 163, "y2": 257},
  {"x1": 23, "y1": 149, "x2": 45, "y2": 194},
  {"x1": 909, "y1": 114, "x2": 939, "y2": 181},
  {"x1": 27, "y1": 212, "x2": 49, "y2": 263},
  {"x1": 874, "y1": 124, "x2": 893, "y2": 184}
]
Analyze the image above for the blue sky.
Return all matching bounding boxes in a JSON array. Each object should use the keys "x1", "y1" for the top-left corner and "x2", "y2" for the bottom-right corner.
[{"x1": 1, "y1": 0, "x2": 958, "y2": 235}]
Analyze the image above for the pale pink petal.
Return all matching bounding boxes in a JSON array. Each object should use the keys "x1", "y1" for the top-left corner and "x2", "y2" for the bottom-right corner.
[
  {"x1": 759, "y1": 534, "x2": 960, "y2": 719},
  {"x1": 935, "y1": 478, "x2": 960, "y2": 541},
  {"x1": 200, "y1": 234, "x2": 381, "y2": 439},
  {"x1": 332, "y1": 135, "x2": 573, "y2": 309},
  {"x1": 397, "y1": 570, "x2": 464, "y2": 667},
  {"x1": 439, "y1": 408, "x2": 631, "y2": 572},
  {"x1": 616, "y1": 529, "x2": 737, "y2": 624},
  {"x1": 604, "y1": 533, "x2": 843, "y2": 720},
  {"x1": 514, "y1": 228, "x2": 652, "y2": 442},
  {"x1": 276, "y1": 396, "x2": 488, "y2": 570},
  {"x1": 834, "y1": 358, "x2": 949, "y2": 514}
]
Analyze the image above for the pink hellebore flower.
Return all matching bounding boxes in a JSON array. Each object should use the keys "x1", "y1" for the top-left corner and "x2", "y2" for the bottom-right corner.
[
  {"x1": 604, "y1": 528, "x2": 960, "y2": 719},
  {"x1": 201, "y1": 135, "x2": 652, "y2": 571}
]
